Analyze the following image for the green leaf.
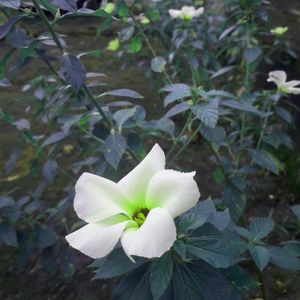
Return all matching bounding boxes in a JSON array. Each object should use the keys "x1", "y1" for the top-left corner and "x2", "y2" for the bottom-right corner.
[
  {"x1": 0, "y1": 15, "x2": 24, "y2": 40},
  {"x1": 161, "y1": 84, "x2": 191, "y2": 106},
  {"x1": 119, "y1": 26, "x2": 134, "y2": 42},
  {"x1": 243, "y1": 47, "x2": 261, "y2": 63},
  {"x1": 37, "y1": 0, "x2": 58, "y2": 15},
  {"x1": 275, "y1": 106, "x2": 292, "y2": 124},
  {"x1": 213, "y1": 166, "x2": 226, "y2": 184},
  {"x1": 0, "y1": 222, "x2": 18, "y2": 246},
  {"x1": 222, "y1": 185, "x2": 246, "y2": 221},
  {"x1": 169, "y1": 260, "x2": 233, "y2": 300},
  {"x1": 150, "y1": 253, "x2": 173, "y2": 300},
  {"x1": 199, "y1": 125, "x2": 226, "y2": 148},
  {"x1": 92, "y1": 248, "x2": 145, "y2": 279},
  {"x1": 222, "y1": 99, "x2": 262, "y2": 116},
  {"x1": 102, "y1": 132, "x2": 126, "y2": 169},
  {"x1": 112, "y1": 264, "x2": 152, "y2": 300},
  {"x1": 128, "y1": 36, "x2": 142, "y2": 53},
  {"x1": 107, "y1": 38, "x2": 120, "y2": 51},
  {"x1": 249, "y1": 245, "x2": 270, "y2": 271},
  {"x1": 151, "y1": 56, "x2": 167, "y2": 73},
  {"x1": 291, "y1": 205, "x2": 300, "y2": 220},
  {"x1": 249, "y1": 217, "x2": 274, "y2": 241},
  {"x1": 186, "y1": 225, "x2": 243, "y2": 268},
  {"x1": 248, "y1": 149, "x2": 284, "y2": 175},
  {"x1": 60, "y1": 53, "x2": 86, "y2": 92},
  {"x1": 211, "y1": 65, "x2": 236, "y2": 79},
  {"x1": 193, "y1": 98, "x2": 219, "y2": 128},
  {"x1": 269, "y1": 246, "x2": 300, "y2": 270}
]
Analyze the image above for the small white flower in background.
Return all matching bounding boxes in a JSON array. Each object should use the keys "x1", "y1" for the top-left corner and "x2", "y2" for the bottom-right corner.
[
  {"x1": 65, "y1": 144, "x2": 200, "y2": 260},
  {"x1": 169, "y1": 6, "x2": 204, "y2": 21},
  {"x1": 267, "y1": 70, "x2": 300, "y2": 95}
]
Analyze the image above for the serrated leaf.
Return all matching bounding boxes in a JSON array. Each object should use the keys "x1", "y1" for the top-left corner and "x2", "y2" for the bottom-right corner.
[
  {"x1": 291, "y1": 205, "x2": 300, "y2": 220},
  {"x1": 150, "y1": 253, "x2": 173, "y2": 300},
  {"x1": 243, "y1": 47, "x2": 261, "y2": 63},
  {"x1": 151, "y1": 56, "x2": 167, "y2": 73},
  {"x1": 249, "y1": 245, "x2": 270, "y2": 271},
  {"x1": 199, "y1": 125, "x2": 226, "y2": 147},
  {"x1": 193, "y1": 98, "x2": 219, "y2": 128},
  {"x1": 249, "y1": 217, "x2": 274, "y2": 241},
  {"x1": 0, "y1": 222, "x2": 18, "y2": 246},
  {"x1": 165, "y1": 102, "x2": 190, "y2": 118},
  {"x1": 102, "y1": 132, "x2": 126, "y2": 169},
  {"x1": 0, "y1": 15, "x2": 24, "y2": 40},
  {"x1": 211, "y1": 66, "x2": 236, "y2": 79},
  {"x1": 104, "y1": 89, "x2": 143, "y2": 99},
  {"x1": 92, "y1": 248, "x2": 145, "y2": 279},
  {"x1": 42, "y1": 131, "x2": 67, "y2": 146},
  {"x1": 0, "y1": 0, "x2": 20, "y2": 9},
  {"x1": 49, "y1": 0, "x2": 77, "y2": 12},
  {"x1": 249, "y1": 149, "x2": 283, "y2": 175},
  {"x1": 161, "y1": 84, "x2": 191, "y2": 106},
  {"x1": 269, "y1": 246, "x2": 300, "y2": 270},
  {"x1": 222, "y1": 99, "x2": 261, "y2": 115},
  {"x1": 60, "y1": 53, "x2": 86, "y2": 92},
  {"x1": 128, "y1": 36, "x2": 142, "y2": 53},
  {"x1": 275, "y1": 106, "x2": 292, "y2": 124},
  {"x1": 119, "y1": 26, "x2": 134, "y2": 42}
]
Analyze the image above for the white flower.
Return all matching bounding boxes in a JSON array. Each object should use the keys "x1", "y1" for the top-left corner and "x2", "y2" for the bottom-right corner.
[
  {"x1": 169, "y1": 6, "x2": 204, "y2": 21},
  {"x1": 65, "y1": 144, "x2": 200, "y2": 259},
  {"x1": 267, "y1": 70, "x2": 300, "y2": 95}
]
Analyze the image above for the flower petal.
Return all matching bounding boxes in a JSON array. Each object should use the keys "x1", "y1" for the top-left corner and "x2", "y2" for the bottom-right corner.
[
  {"x1": 74, "y1": 172, "x2": 131, "y2": 223},
  {"x1": 194, "y1": 7, "x2": 204, "y2": 17},
  {"x1": 288, "y1": 87, "x2": 300, "y2": 95},
  {"x1": 121, "y1": 208, "x2": 176, "y2": 258},
  {"x1": 267, "y1": 70, "x2": 287, "y2": 85},
  {"x1": 169, "y1": 9, "x2": 182, "y2": 18},
  {"x1": 146, "y1": 170, "x2": 200, "y2": 218},
  {"x1": 285, "y1": 80, "x2": 300, "y2": 87},
  {"x1": 65, "y1": 221, "x2": 128, "y2": 259},
  {"x1": 118, "y1": 144, "x2": 165, "y2": 207}
]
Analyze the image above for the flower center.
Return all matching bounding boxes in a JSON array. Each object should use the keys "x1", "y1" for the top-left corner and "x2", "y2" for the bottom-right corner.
[{"x1": 132, "y1": 208, "x2": 150, "y2": 227}]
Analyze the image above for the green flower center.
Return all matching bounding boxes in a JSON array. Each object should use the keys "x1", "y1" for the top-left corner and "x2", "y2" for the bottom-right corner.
[{"x1": 132, "y1": 208, "x2": 150, "y2": 227}]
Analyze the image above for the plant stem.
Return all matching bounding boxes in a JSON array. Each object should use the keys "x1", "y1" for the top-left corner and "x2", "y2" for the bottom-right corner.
[
  {"x1": 167, "y1": 122, "x2": 201, "y2": 167},
  {"x1": 32, "y1": 0, "x2": 112, "y2": 128},
  {"x1": 257, "y1": 269, "x2": 268, "y2": 300},
  {"x1": 256, "y1": 98, "x2": 272, "y2": 149},
  {"x1": 128, "y1": 10, "x2": 172, "y2": 84}
]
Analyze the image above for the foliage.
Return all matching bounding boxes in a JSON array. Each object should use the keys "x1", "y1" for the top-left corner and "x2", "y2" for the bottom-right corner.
[{"x1": 0, "y1": 0, "x2": 300, "y2": 299}]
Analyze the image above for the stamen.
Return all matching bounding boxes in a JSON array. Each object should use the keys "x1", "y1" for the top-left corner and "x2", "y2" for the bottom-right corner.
[{"x1": 132, "y1": 208, "x2": 150, "y2": 227}]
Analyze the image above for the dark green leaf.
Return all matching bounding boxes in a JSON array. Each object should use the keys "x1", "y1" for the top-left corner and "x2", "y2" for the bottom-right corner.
[
  {"x1": 104, "y1": 89, "x2": 143, "y2": 99},
  {"x1": 119, "y1": 26, "x2": 134, "y2": 42},
  {"x1": 0, "y1": 15, "x2": 24, "y2": 40},
  {"x1": 49, "y1": 0, "x2": 77, "y2": 12},
  {"x1": 151, "y1": 56, "x2": 167, "y2": 73},
  {"x1": 291, "y1": 205, "x2": 300, "y2": 220},
  {"x1": 128, "y1": 36, "x2": 142, "y2": 53},
  {"x1": 199, "y1": 125, "x2": 226, "y2": 147},
  {"x1": 0, "y1": 222, "x2": 18, "y2": 246},
  {"x1": 165, "y1": 102, "x2": 190, "y2": 118},
  {"x1": 211, "y1": 66, "x2": 236, "y2": 79},
  {"x1": 275, "y1": 106, "x2": 292, "y2": 124},
  {"x1": 102, "y1": 132, "x2": 126, "y2": 169},
  {"x1": 161, "y1": 84, "x2": 191, "y2": 106},
  {"x1": 193, "y1": 98, "x2": 219, "y2": 128},
  {"x1": 269, "y1": 246, "x2": 300, "y2": 270},
  {"x1": 60, "y1": 53, "x2": 86, "y2": 92},
  {"x1": 243, "y1": 47, "x2": 261, "y2": 63},
  {"x1": 248, "y1": 149, "x2": 283, "y2": 175},
  {"x1": 92, "y1": 248, "x2": 145, "y2": 279},
  {"x1": 0, "y1": 0, "x2": 20, "y2": 9},
  {"x1": 150, "y1": 253, "x2": 173, "y2": 300},
  {"x1": 249, "y1": 217, "x2": 274, "y2": 241},
  {"x1": 249, "y1": 245, "x2": 270, "y2": 271}
]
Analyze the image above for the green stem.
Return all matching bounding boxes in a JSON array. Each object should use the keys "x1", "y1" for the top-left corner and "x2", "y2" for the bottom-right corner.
[
  {"x1": 166, "y1": 111, "x2": 193, "y2": 160},
  {"x1": 128, "y1": 10, "x2": 172, "y2": 84},
  {"x1": 167, "y1": 122, "x2": 201, "y2": 167},
  {"x1": 257, "y1": 269, "x2": 269, "y2": 300},
  {"x1": 32, "y1": 0, "x2": 112, "y2": 128},
  {"x1": 256, "y1": 98, "x2": 272, "y2": 149}
]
